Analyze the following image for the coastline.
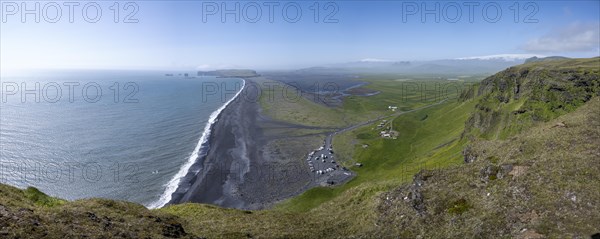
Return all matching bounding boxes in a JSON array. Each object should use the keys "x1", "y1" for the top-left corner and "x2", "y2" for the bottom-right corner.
[
  {"x1": 166, "y1": 77, "x2": 355, "y2": 210},
  {"x1": 169, "y1": 77, "x2": 267, "y2": 208},
  {"x1": 169, "y1": 78, "x2": 340, "y2": 209},
  {"x1": 149, "y1": 78, "x2": 246, "y2": 209},
  {"x1": 166, "y1": 77, "x2": 257, "y2": 207}
]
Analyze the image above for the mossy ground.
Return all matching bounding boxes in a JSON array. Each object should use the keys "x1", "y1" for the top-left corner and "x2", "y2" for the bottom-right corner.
[{"x1": 0, "y1": 185, "x2": 197, "y2": 238}]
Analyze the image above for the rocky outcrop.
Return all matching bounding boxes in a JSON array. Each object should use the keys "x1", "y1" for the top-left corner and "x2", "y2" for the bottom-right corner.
[
  {"x1": 462, "y1": 145, "x2": 478, "y2": 163},
  {"x1": 409, "y1": 170, "x2": 432, "y2": 215},
  {"x1": 480, "y1": 164, "x2": 516, "y2": 182}
]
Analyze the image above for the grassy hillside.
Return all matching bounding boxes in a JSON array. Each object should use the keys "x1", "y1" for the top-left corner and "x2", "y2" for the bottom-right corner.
[
  {"x1": 464, "y1": 57, "x2": 599, "y2": 140},
  {"x1": 376, "y1": 97, "x2": 600, "y2": 238},
  {"x1": 0, "y1": 185, "x2": 197, "y2": 238}
]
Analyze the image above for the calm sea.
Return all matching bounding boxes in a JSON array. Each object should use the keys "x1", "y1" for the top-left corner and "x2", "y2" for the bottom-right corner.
[{"x1": 0, "y1": 70, "x2": 243, "y2": 207}]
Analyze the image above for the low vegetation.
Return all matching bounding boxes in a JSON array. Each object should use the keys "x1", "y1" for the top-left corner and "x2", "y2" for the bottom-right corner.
[
  {"x1": 255, "y1": 77, "x2": 351, "y2": 127},
  {"x1": 464, "y1": 57, "x2": 599, "y2": 140},
  {"x1": 376, "y1": 97, "x2": 600, "y2": 238},
  {"x1": 0, "y1": 184, "x2": 197, "y2": 238}
]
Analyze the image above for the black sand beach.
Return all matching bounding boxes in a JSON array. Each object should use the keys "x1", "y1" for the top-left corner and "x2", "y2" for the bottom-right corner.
[{"x1": 169, "y1": 78, "x2": 353, "y2": 209}]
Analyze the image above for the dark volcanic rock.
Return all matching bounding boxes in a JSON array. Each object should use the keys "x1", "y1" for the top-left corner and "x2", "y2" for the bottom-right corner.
[
  {"x1": 497, "y1": 164, "x2": 514, "y2": 179},
  {"x1": 480, "y1": 165, "x2": 499, "y2": 182},
  {"x1": 162, "y1": 222, "x2": 187, "y2": 238},
  {"x1": 463, "y1": 145, "x2": 478, "y2": 163},
  {"x1": 409, "y1": 170, "x2": 433, "y2": 215}
]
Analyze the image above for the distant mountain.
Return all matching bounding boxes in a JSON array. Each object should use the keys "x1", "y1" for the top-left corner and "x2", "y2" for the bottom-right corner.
[
  {"x1": 456, "y1": 54, "x2": 544, "y2": 61},
  {"x1": 406, "y1": 59, "x2": 524, "y2": 75},
  {"x1": 302, "y1": 54, "x2": 550, "y2": 75},
  {"x1": 524, "y1": 56, "x2": 569, "y2": 63}
]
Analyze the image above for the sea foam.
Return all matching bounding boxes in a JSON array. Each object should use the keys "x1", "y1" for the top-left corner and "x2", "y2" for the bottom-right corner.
[{"x1": 148, "y1": 79, "x2": 246, "y2": 209}]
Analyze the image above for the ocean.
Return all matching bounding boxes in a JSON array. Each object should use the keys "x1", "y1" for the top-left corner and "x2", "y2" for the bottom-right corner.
[{"x1": 0, "y1": 70, "x2": 244, "y2": 208}]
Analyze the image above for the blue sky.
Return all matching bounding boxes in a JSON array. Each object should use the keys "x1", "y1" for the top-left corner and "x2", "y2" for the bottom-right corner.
[{"x1": 1, "y1": 0, "x2": 599, "y2": 70}]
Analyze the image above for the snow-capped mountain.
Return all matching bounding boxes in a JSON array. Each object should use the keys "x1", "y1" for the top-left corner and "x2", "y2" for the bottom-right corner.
[{"x1": 456, "y1": 54, "x2": 546, "y2": 62}]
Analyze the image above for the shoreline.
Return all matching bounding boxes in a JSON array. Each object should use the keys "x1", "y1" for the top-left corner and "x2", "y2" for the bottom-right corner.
[
  {"x1": 170, "y1": 78, "x2": 264, "y2": 208},
  {"x1": 149, "y1": 78, "x2": 246, "y2": 209},
  {"x1": 167, "y1": 77, "x2": 356, "y2": 210}
]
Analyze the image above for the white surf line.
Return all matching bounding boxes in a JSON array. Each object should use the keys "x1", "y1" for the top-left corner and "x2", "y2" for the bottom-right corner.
[{"x1": 148, "y1": 79, "x2": 246, "y2": 209}]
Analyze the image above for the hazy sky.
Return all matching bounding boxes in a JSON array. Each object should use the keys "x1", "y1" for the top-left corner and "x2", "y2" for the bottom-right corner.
[{"x1": 1, "y1": 1, "x2": 599, "y2": 70}]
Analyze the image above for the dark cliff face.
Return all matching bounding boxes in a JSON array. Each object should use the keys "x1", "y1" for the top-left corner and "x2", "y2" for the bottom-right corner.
[{"x1": 463, "y1": 58, "x2": 600, "y2": 141}]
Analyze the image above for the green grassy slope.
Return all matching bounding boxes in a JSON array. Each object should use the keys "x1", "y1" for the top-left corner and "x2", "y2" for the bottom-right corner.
[
  {"x1": 376, "y1": 96, "x2": 600, "y2": 238},
  {"x1": 279, "y1": 100, "x2": 477, "y2": 210},
  {"x1": 464, "y1": 57, "x2": 600, "y2": 140},
  {"x1": 0, "y1": 185, "x2": 197, "y2": 238}
]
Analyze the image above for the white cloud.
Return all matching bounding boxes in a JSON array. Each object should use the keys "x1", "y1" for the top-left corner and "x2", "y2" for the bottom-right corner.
[
  {"x1": 195, "y1": 64, "x2": 213, "y2": 70},
  {"x1": 195, "y1": 63, "x2": 238, "y2": 70},
  {"x1": 359, "y1": 58, "x2": 393, "y2": 62},
  {"x1": 456, "y1": 54, "x2": 545, "y2": 61},
  {"x1": 523, "y1": 22, "x2": 600, "y2": 53}
]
